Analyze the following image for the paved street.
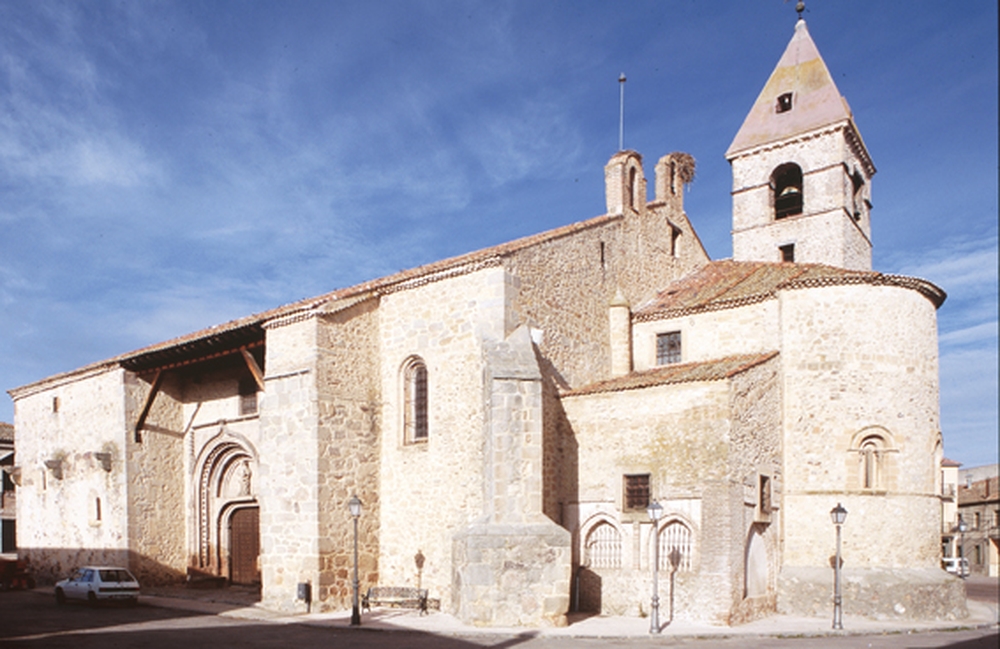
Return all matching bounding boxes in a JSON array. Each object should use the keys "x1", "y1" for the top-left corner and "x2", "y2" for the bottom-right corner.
[{"x1": 0, "y1": 581, "x2": 996, "y2": 648}]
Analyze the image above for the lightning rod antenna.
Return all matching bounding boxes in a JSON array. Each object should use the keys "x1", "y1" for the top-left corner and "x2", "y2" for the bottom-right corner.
[{"x1": 618, "y1": 72, "x2": 627, "y2": 151}]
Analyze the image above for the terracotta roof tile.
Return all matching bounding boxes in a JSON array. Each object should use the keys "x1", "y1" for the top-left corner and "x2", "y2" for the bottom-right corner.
[
  {"x1": 563, "y1": 352, "x2": 779, "y2": 397},
  {"x1": 634, "y1": 260, "x2": 945, "y2": 322}
]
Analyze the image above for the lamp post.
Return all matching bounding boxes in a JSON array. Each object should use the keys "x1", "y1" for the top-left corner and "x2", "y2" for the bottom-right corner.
[
  {"x1": 349, "y1": 494, "x2": 363, "y2": 626},
  {"x1": 830, "y1": 503, "x2": 848, "y2": 630},
  {"x1": 956, "y1": 519, "x2": 968, "y2": 579},
  {"x1": 647, "y1": 500, "x2": 664, "y2": 634}
]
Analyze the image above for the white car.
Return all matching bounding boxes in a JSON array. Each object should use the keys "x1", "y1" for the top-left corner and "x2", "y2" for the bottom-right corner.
[
  {"x1": 942, "y1": 557, "x2": 969, "y2": 577},
  {"x1": 55, "y1": 566, "x2": 140, "y2": 606}
]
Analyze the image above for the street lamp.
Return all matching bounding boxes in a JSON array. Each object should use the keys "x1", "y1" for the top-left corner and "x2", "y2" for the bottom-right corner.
[
  {"x1": 830, "y1": 503, "x2": 848, "y2": 630},
  {"x1": 956, "y1": 519, "x2": 968, "y2": 579},
  {"x1": 349, "y1": 494, "x2": 363, "y2": 626},
  {"x1": 647, "y1": 500, "x2": 664, "y2": 634}
]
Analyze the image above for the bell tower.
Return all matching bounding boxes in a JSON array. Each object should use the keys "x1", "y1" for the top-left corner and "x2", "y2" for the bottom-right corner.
[{"x1": 726, "y1": 18, "x2": 875, "y2": 270}]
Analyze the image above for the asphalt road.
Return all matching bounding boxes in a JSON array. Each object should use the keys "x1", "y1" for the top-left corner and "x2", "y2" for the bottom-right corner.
[{"x1": 0, "y1": 589, "x2": 996, "y2": 648}]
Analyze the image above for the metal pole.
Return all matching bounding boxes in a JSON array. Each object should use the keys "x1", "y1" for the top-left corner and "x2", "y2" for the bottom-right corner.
[
  {"x1": 351, "y1": 515, "x2": 361, "y2": 626},
  {"x1": 832, "y1": 522, "x2": 843, "y2": 630},
  {"x1": 650, "y1": 524, "x2": 660, "y2": 634},
  {"x1": 618, "y1": 73, "x2": 626, "y2": 151}
]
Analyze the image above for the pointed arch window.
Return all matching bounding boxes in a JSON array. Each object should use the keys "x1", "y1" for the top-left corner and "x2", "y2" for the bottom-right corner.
[
  {"x1": 403, "y1": 357, "x2": 429, "y2": 443},
  {"x1": 658, "y1": 520, "x2": 693, "y2": 572},
  {"x1": 772, "y1": 163, "x2": 803, "y2": 219},
  {"x1": 584, "y1": 521, "x2": 622, "y2": 569}
]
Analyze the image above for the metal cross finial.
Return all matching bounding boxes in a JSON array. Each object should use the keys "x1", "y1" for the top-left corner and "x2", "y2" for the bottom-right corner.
[
  {"x1": 796, "y1": 1, "x2": 805, "y2": 19},
  {"x1": 618, "y1": 73, "x2": 627, "y2": 151}
]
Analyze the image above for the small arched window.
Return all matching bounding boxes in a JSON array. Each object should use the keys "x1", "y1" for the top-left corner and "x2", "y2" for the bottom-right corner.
[
  {"x1": 403, "y1": 357, "x2": 428, "y2": 443},
  {"x1": 658, "y1": 520, "x2": 693, "y2": 572},
  {"x1": 849, "y1": 428, "x2": 896, "y2": 491},
  {"x1": 772, "y1": 163, "x2": 803, "y2": 219},
  {"x1": 860, "y1": 436, "x2": 881, "y2": 489},
  {"x1": 585, "y1": 521, "x2": 621, "y2": 569},
  {"x1": 627, "y1": 166, "x2": 637, "y2": 210}
]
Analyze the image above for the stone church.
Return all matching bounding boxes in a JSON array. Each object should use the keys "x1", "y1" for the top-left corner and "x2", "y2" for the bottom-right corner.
[{"x1": 8, "y1": 17, "x2": 965, "y2": 626}]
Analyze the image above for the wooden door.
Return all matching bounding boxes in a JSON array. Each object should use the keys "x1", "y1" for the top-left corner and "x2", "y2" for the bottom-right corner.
[{"x1": 229, "y1": 507, "x2": 260, "y2": 585}]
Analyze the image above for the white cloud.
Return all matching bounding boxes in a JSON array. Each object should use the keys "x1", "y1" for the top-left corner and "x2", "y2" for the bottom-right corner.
[{"x1": 939, "y1": 321, "x2": 999, "y2": 346}]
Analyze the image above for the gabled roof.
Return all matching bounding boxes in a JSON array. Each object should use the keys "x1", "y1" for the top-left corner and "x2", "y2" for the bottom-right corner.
[
  {"x1": 727, "y1": 19, "x2": 854, "y2": 158},
  {"x1": 563, "y1": 352, "x2": 779, "y2": 397},
  {"x1": 634, "y1": 260, "x2": 945, "y2": 322}
]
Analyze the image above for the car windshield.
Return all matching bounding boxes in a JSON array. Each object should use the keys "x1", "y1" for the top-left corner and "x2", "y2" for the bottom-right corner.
[{"x1": 99, "y1": 569, "x2": 135, "y2": 583}]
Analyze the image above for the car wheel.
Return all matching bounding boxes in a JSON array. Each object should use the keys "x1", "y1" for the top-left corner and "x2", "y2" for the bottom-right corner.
[
  {"x1": 55, "y1": 588, "x2": 66, "y2": 605},
  {"x1": 87, "y1": 591, "x2": 98, "y2": 607}
]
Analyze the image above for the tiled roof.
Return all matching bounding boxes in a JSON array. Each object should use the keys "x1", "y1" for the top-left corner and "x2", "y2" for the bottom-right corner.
[
  {"x1": 941, "y1": 458, "x2": 963, "y2": 468},
  {"x1": 726, "y1": 20, "x2": 867, "y2": 173},
  {"x1": 634, "y1": 260, "x2": 945, "y2": 322},
  {"x1": 563, "y1": 352, "x2": 779, "y2": 397},
  {"x1": 0, "y1": 422, "x2": 12, "y2": 443}
]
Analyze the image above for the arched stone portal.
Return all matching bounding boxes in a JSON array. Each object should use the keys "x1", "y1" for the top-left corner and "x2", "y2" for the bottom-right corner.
[{"x1": 192, "y1": 433, "x2": 259, "y2": 582}]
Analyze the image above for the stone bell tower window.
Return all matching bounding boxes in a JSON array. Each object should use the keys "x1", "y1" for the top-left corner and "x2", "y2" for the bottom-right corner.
[
  {"x1": 772, "y1": 163, "x2": 803, "y2": 219},
  {"x1": 776, "y1": 92, "x2": 793, "y2": 113}
]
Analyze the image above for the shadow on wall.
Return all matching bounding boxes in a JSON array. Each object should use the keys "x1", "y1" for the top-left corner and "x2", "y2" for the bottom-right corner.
[
  {"x1": 576, "y1": 567, "x2": 602, "y2": 613},
  {"x1": 17, "y1": 547, "x2": 186, "y2": 587}
]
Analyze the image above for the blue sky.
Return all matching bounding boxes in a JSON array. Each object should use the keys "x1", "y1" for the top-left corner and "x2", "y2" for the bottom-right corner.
[{"x1": 1, "y1": 1, "x2": 996, "y2": 467}]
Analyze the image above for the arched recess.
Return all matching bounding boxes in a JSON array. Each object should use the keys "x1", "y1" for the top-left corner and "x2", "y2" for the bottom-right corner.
[
  {"x1": 192, "y1": 432, "x2": 259, "y2": 579},
  {"x1": 848, "y1": 426, "x2": 897, "y2": 491},
  {"x1": 581, "y1": 517, "x2": 623, "y2": 569},
  {"x1": 654, "y1": 517, "x2": 696, "y2": 572},
  {"x1": 744, "y1": 524, "x2": 769, "y2": 598}
]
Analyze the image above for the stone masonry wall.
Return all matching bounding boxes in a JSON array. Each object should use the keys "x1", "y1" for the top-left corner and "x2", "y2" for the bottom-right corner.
[
  {"x1": 314, "y1": 299, "x2": 382, "y2": 610},
  {"x1": 726, "y1": 355, "x2": 783, "y2": 624},
  {"x1": 777, "y1": 283, "x2": 960, "y2": 619},
  {"x1": 11, "y1": 368, "x2": 134, "y2": 584},
  {"x1": 378, "y1": 267, "x2": 506, "y2": 611},
  {"x1": 125, "y1": 370, "x2": 187, "y2": 584},
  {"x1": 730, "y1": 127, "x2": 872, "y2": 270},
  {"x1": 258, "y1": 316, "x2": 322, "y2": 612},
  {"x1": 632, "y1": 300, "x2": 779, "y2": 371},
  {"x1": 562, "y1": 379, "x2": 740, "y2": 623},
  {"x1": 506, "y1": 183, "x2": 709, "y2": 525}
]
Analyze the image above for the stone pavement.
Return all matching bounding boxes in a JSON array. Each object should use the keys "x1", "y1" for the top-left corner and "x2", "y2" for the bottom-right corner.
[{"x1": 135, "y1": 578, "x2": 999, "y2": 641}]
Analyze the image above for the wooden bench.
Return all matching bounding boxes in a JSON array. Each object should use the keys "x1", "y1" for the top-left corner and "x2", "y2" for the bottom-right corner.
[{"x1": 362, "y1": 586, "x2": 428, "y2": 614}]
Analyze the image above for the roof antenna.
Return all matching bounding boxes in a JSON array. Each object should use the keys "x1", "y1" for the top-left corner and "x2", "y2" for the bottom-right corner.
[
  {"x1": 796, "y1": 1, "x2": 805, "y2": 20},
  {"x1": 618, "y1": 72, "x2": 626, "y2": 151}
]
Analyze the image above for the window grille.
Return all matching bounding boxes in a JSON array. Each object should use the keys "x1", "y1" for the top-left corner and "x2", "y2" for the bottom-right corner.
[
  {"x1": 658, "y1": 521, "x2": 693, "y2": 572},
  {"x1": 656, "y1": 332, "x2": 681, "y2": 365},
  {"x1": 624, "y1": 474, "x2": 650, "y2": 510},
  {"x1": 585, "y1": 522, "x2": 622, "y2": 569}
]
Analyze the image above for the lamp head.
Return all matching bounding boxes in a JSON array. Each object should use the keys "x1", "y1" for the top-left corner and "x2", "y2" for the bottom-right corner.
[
  {"x1": 647, "y1": 500, "x2": 664, "y2": 522},
  {"x1": 830, "y1": 503, "x2": 848, "y2": 525},
  {"x1": 348, "y1": 494, "x2": 363, "y2": 518}
]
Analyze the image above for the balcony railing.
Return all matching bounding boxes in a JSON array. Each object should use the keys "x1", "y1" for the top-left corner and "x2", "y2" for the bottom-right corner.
[{"x1": 940, "y1": 484, "x2": 956, "y2": 499}]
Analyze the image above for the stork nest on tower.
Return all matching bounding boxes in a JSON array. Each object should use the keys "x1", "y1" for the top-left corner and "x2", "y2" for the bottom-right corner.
[{"x1": 668, "y1": 152, "x2": 697, "y2": 185}]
